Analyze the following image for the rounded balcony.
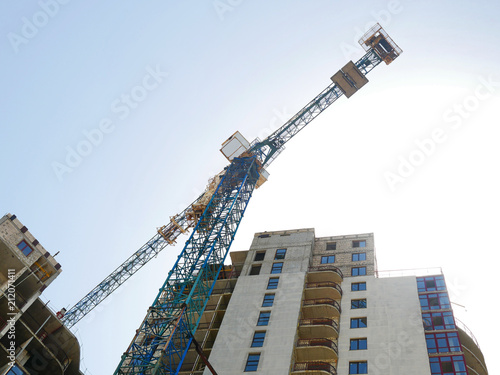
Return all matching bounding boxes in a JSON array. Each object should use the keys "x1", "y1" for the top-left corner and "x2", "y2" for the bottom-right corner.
[
  {"x1": 302, "y1": 298, "x2": 341, "y2": 319},
  {"x1": 295, "y1": 338, "x2": 338, "y2": 362},
  {"x1": 305, "y1": 281, "x2": 342, "y2": 301},
  {"x1": 308, "y1": 265, "x2": 343, "y2": 284},
  {"x1": 299, "y1": 318, "x2": 339, "y2": 340},
  {"x1": 292, "y1": 361, "x2": 337, "y2": 375}
]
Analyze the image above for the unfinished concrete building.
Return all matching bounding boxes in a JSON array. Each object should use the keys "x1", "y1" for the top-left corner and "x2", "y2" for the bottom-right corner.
[
  {"x1": 0, "y1": 214, "x2": 83, "y2": 375},
  {"x1": 174, "y1": 228, "x2": 487, "y2": 375}
]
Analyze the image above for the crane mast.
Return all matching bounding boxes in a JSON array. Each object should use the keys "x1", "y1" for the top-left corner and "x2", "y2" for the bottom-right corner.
[{"x1": 112, "y1": 24, "x2": 401, "y2": 375}]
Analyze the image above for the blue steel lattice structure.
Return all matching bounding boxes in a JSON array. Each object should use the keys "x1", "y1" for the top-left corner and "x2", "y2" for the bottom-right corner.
[
  {"x1": 115, "y1": 156, "x2": 260, "y2": 374},
  {"x1": 114, "y1": 28, "x2": 402, "y2": 372},
  {"x1": 57, "y1": 23, "x2": 401, "y2": 375},
  {"x1": 61, "y1": 25, "x2": 401, "y2": 332}
]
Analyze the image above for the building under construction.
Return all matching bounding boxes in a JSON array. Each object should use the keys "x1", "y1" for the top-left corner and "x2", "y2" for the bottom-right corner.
[
  {"x1": 177, "y1": 229, "x2": 488, "y2": 375},
  {"x1": 0, "y1": 214, "x2": 83, "y2": 375},
  {"x1": 0, "y1": 24, "x2": 490, "y2": 375}
]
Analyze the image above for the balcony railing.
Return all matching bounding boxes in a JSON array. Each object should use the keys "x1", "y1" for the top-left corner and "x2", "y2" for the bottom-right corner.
[
  {"x1": 299, "y1": 318, "x2": 339, "y2": 334},
  {"x1": 303, "y1": 298, "x2": 341, "y2": 313},
  {"x1": 308, "y1": 265, "x2": 343, "y2": 279},
  {"x1": 197, "y1": 320, "x2": 222, "y2": 330},
  {"x1": 305, "y1": 281, "x2": 342, "y2": 296},
  {"x1": 293, "y1": 361, "x2": 337, "y2": 374},
  {"x1": 205, "y1": 303, "x2": 229, "y2": 311},
  {"x1": 296, "y1": 338, "x2": 338, "y2": 353}
]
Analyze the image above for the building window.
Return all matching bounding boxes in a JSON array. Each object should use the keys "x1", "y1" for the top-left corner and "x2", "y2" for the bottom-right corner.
[
  {"x1": 351, "y1": 299, "x2": 367, "y2": 309},
  {"x1": 351, "y1": 282, "x2": 366, "y2": 291},
  {"x1": 351, "y1": 266, "x2": 366, "y2": 276},
  {"x1": 349, "y1": 361, "x2": 368, "y2": 374},
  {"x1": 419, "y1": 293, "x2": 451, "y2": 310},
  {"x1": 426, "y1": 332, "x2": 461, "y2": 354},
  {"x1": 244, "y1": 353, "x2": 261, "y2": 372},
  {"x1": 326, "y1": 242, "x2": 336, "y2": 250},
  {"x1": 267, "y1": 277, "x2": 279, "y2": 289},
  {"x1": 249, "y1": 265, "x2": 261, "y2": 275},
  {"x1": 258, "y1": 234, "x2": 270, "y2": 238},
  {"x1": 6, "y1": 365, "x2": 28, "y2": 375},
  {"x1": 352, "y1": 252, "x2": 366, "y2": 261},
  {"x1": 320, "y1": 255, "x2": 335, "y2": 264},
  {"x1": 254, "y1": 252, "x2": 265, "y2": 261},
  {"x1": 417, "y1": 276, "x2": 446, "y2": 292},
  {"x1": 429, "y1": 355, "x2": 467, "y2": 375},
  {"x1": 271, "y1": 262, "x2": 283, "y2": 274},
  {"x1": 257, "y1": 311, "x2": 271, "y2": 326},
  {"x1": 17, "y1": 240, "x2": 33, "y2": 256},
  {"x1": 352, "y1": 240, "x2": 366, "y2": 248},
  {"x1": 262, "y1": 294, "x2": 275, "y2": 307},
  {"x1": 350, "y1": 338, "x2": 367, "y2": 350},
  {"x1": 251, "y1": 331, "x2": 266, "y2": 347},
  {"x1": 350, "y1": 317, "x2": 367, "y2": 328},
  {"x1": 422, "y1": 312, "x2": 456, "y2": 330},
  {"x1": 274, "y1": 248, "x2": 286, "y2": 259}
]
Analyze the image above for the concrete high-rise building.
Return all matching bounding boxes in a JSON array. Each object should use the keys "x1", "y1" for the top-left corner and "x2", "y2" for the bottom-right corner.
[
  {"x1": 177, "y1": 228, "x2": 488, "y2": 375},
  {"x1": 0, "y1": 214, "x2": 83, "y2": 375}
]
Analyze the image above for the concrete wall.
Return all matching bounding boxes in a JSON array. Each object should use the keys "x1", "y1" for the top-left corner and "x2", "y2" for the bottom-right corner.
[
  {"x1": 205, "y1": 229, "x2": 314, "y2": 374},
  {"x1": 337, "y1": 275, "x2": 431, "y2": 375}
]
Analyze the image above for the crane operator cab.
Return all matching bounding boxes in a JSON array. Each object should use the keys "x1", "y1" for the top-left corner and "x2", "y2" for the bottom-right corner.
[
  {"x1": 358, "y1": 23, "x2": 402, "y2": 65},
  {"x1": 330, "y1": 23, "x2": 402, "y2": 98}
]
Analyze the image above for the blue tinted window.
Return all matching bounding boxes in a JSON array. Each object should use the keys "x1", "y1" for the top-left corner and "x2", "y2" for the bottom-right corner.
[
  {"x1": 321, "y1": 255, "x2": 335, "y2": 264},
  {"x1": 349, "y1": 361, "x2": 367, "y2": 374},
  {"x1": 350, "y1": 317, "x2": 367, "y2": 328},
  {"x1": 417, "y1": 276, "x2": 446, "y2": 292},
  {"x1": 271, "y1": 262, "x2": 283, "y2": 274},
  {"x1": 352, "y1": 240, "x2": 366, "y2": 248},
  {"x1": 429, "y1": 355, "x2": 467, "y2": 375},
  {"x1": 17, "y1": 240, "x2": 33, "y2": 256},
  {"x1": 423, "y1": 312, "x2": 456, "y2": 330},
  {"x1": 257, "y1": 312, "x2": 270, "y2": 326},
  {"x1": 262, "y1": 294, "x2": 275, "y2": 307},
  {"x1": 267, "y1": 277, "x2": 279, "y2": 289},
  {"x1": 350, "y1": 338, "x2": 367, "y2": 350},
  {"x1": 251, "y1": 331, "x2": 266, "y2": 347},
  {"x1": 244, "y1": 354, "x2": 260, "y2": 372},
  {"x1": 420, "y1": 293, "x2": 451, "y2": 310},
  {"x1": 426, "y1": 333, "x2": 461, "y2": 354},
  {"x1": 351, "y1": 282, "x2": 366, "y2": 291},
  {"x1": 351, "y1": 299, "x2": 367, "y2": 309},
  {"x1": 6, "y1": 365, "x2": 27, "y2": 375},
  {"x1": 352, "y1": 267, "x2": 366, "y2": 276},
  {"x1": 274, "y1": 249, "x2": 286, "y2": 259},
  {"x1": 352, "y1": 253, "x2": 366, "y2": 261}
]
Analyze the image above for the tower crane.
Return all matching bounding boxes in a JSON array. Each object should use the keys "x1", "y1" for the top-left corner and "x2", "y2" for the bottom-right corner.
[{"x1": 60, "y1": 24, "x2": 401, "y2": 374}]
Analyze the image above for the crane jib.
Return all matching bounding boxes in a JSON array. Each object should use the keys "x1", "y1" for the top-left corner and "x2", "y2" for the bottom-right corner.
[{"x1": 60, "y1": 23, "x2": 402, "y2": 375}]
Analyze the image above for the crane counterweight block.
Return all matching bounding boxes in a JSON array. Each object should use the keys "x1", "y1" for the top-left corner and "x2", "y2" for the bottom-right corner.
[{"x1": 331, "y1": 61, "x2": 369, "y2": 98}]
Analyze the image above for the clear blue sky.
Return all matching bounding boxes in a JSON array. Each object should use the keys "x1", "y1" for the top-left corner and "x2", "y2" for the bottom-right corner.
[{"x1": 1, "y1": 1, "x2": 498, "y2": 374}]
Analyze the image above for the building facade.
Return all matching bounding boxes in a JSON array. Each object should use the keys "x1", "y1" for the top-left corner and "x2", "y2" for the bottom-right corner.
[
  {"x1": 0, "y1": 214, "x2": 83, "y2": 375},
  {"x1": 177, "y1": 228, "x2": 487, "y2": 375}
]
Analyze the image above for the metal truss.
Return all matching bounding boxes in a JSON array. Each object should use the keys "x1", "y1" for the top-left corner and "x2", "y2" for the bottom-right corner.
[
  {"x1": 61, "y1": 49, "x2": 383, "y2": 330},
  {"x1": 249, "y1": 49, "x2": 383, "y2": 168},
  {"x1": 62, "y1": 193, "x2": 204, "y2": 328},
  {"x1": 114, "y1": 156, "x2": 260, "y2": 375}
]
